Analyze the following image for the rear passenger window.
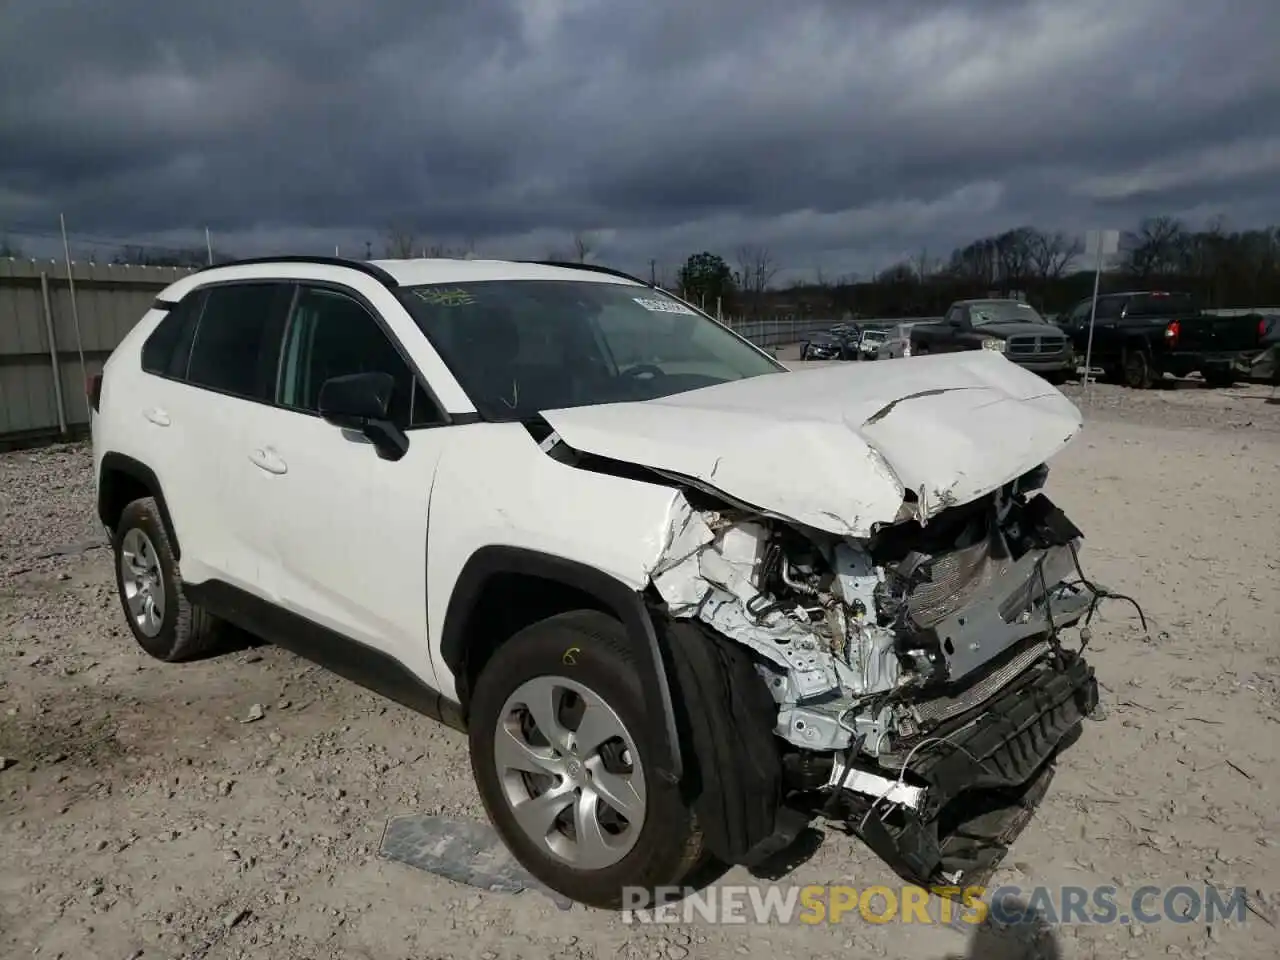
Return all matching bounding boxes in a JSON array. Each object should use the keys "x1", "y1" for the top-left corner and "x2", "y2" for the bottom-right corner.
[
  {"x1": 186, "y1": 283, "x2": 293, "y2": 401},
  {"x1": 140, "y1": 292, "x2": 205, "y2": 378},
  {"x1": 278, "y1": 286, "x2": 440, "y2": 428}
]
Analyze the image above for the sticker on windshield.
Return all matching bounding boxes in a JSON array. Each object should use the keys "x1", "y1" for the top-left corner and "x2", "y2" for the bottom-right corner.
[
  {"x1": 633, "y1": 297, "x2": 695, "y2": 315},
  {"x1": 412, "y1": 287, "x2": 475, "y2": 307}
]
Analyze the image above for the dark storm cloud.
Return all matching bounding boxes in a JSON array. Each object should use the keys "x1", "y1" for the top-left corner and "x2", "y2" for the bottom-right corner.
[{"x1": 2, "y1": 0, "x2": 1279, "y2": 277}]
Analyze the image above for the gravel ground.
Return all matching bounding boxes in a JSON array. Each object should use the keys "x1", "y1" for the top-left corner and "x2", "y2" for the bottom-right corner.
[{"x1": 2, "y1": 386, "x2": 1279, "y2": 960}]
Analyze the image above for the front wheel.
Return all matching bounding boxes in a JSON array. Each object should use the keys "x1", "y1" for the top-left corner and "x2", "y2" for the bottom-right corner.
[{"x1": 468, "y1": 611, "x2": 704, "y2": 909}]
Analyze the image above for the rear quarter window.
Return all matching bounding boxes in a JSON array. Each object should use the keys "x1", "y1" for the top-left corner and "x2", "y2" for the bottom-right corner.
[{"x1": 140, "y1": 291, "x2": 206, "y2": 379}]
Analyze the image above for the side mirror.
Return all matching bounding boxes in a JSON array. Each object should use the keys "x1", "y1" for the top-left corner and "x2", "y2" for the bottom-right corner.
[{"x1": 317, "y1": 371, "x2": 408, "y2": 461}]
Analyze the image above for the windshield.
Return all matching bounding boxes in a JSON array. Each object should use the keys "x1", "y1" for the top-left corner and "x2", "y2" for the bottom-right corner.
[
  {"x1": 397, "y1": 279, "x2": 784, "y2": 420},
  {"x1": 969, "y1": 301, "x2": 1046, "y2": 326},
  {"x1": 861, "y1": 329, "x2": 886, "y2": 340}
]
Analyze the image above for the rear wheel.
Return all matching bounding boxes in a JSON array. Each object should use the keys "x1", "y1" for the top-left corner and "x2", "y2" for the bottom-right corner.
[
  {"x1": 1122, "y1": 347, "x2": 1155, "y2": 389},
  {"x1": 112, "y1": 497, "x2": 221, "y2": 662},
  {"x1": 468, "y1": 611, "x2": 703, "y2": 909}
]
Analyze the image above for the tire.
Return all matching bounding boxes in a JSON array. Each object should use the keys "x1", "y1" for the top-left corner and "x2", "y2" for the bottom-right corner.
[
  {"x1": 1122, "y1": 346, "x2": 1155, "y2": 389},
  {"x1": 468, "y1": 610, "x2": 704, "y2": 909},
  {"x1": 112, "y1": 496, "x2": 221, "y2": 662},
  {"x1": 913, "y1": 342, "x2": 929, "y2": 356}
]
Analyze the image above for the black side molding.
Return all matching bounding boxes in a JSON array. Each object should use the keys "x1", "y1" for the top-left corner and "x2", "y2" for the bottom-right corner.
[
  {"x1": 183, "y1": 580, "x2": 464, "y2": 730},
  {"x1": 98, "y1": 452, "x2": 182, "y2": 559},
  {"x1": 441, "y1": 545, "x2": 683, "y2": 783}
]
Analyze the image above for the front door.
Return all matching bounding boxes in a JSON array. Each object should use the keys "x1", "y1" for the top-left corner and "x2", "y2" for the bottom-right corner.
[{"x1": 241, "y1": 283, "x2": 448, "y2": 686}]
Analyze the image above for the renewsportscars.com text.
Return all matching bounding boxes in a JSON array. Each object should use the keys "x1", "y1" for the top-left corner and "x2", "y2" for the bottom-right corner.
[{"x1": 622, "y1": 884, "x2": 1251, "y2": 926}]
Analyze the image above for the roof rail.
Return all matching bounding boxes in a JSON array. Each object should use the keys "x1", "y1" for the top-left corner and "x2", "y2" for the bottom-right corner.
[
  {"x1": 520, "y1": 260, "x2": 651, "y2": 287},
  {"x1": 196, "y1": 255, "x2": 399, "y2": 288}
]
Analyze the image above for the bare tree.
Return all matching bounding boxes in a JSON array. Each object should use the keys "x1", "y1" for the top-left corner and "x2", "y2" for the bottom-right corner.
[
  {"x1": 420, "y1": 236, "x2": 477, "y2": 258},
  {"x1": 993, "y1": 227, "x2": 1036, "y2": 289},
  {"x1": 570, "y1": 230, "x2": 597, "y2": 263},
  {"x1": 734, "y1": 244, "x2": 778, "y2": 301},
  {"x1": 1123, "y1": 216, "x2": 1185, "y2": 277},
  {"x1": 1027, "y1": 230, "x2": 1082, "y2": 280},
  {"x1": 383, "y1": 225, "x2": 417, "y2": 259},
  {"x1": 876, "y1": 261, "x2": 918, "y2": 285},
  {"x1": 946, "y1": 237, "x2": 999, "y2": 287},
  {"x1": 913, "y1": 247, "x2": 935, "y2": 282}
]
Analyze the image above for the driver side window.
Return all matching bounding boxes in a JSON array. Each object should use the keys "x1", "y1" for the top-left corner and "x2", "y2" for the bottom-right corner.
[
  {"x1": 277, "y1": 286, "x2": 441, "y2": 428},
  {"x1": 1063, "y1": 302, "x2": 1091, "y2": 328}
]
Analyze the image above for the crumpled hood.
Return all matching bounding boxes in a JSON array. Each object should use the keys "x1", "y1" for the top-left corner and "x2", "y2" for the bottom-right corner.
[{"x1": 540, "y1": 351, "x2": 1083, "y2": 537}]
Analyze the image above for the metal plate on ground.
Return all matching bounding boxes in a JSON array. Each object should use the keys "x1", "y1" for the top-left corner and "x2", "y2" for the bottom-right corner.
[{"x1": 379, "y1": 814, "x2": 573, "y2": 909}]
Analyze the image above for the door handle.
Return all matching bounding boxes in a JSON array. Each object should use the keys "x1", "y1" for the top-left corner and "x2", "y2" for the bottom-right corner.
[
  {"x1": 143, "y1": 407, "x2": 170, "y2": 427},
  {"x1": 248, "y1": 447, "x2": 288, "y2": 475}
]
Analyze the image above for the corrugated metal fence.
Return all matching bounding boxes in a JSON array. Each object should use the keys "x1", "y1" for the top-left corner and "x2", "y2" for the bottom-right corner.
[
  {"x1": 1, "y1": 256, "x2": 1275, "y2": 446},
  {"x1": 0, "y1": 259, "x2": 197, "y2": 443}
]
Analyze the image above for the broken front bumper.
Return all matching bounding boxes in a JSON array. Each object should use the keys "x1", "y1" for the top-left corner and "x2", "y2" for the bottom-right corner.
[{"x1": 838, "y1": 650, "x2": 1097, "y2": 889}]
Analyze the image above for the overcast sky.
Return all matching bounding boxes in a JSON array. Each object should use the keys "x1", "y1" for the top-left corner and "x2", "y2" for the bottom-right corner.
[{"x1": 2, "y1": 0, "x2": 1279, "y2": 281}]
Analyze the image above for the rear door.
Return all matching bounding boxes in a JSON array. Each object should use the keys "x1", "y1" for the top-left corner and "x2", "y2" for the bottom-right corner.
[
  {"x1": 178, "y1": 281, "x2": 295, "y2": 592},
  {"x1": 125, "y1": 291, "x2": 222, "y2": 580}
]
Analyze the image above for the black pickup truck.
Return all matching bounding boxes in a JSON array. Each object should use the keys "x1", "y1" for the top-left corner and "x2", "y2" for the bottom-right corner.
[
  {"x1": 909, "y1": 299, "x2": 1075, "y2": 383},
  {"x1": 1053, "y1": 291, "x2": 1265, "y2": 388}
]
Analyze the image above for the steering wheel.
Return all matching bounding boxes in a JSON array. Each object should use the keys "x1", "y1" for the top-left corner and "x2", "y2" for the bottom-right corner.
[{"x1": 620, "y1": 363, "x2": 665, "y2": 381}]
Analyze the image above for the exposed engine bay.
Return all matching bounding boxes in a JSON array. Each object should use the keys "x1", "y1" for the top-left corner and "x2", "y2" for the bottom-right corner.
[
  {"x1": 650, "y1": 462, "x2": 1126, "y2": 838},
  {"x1": 530, "y1": 355, "x2": 1139, "y2": 888}
]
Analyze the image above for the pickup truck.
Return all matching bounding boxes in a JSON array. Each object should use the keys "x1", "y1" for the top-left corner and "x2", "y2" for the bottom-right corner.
[
  {"x1": 909, "y1": 299, "x2": 1075, "y2": 383},
  {"x1": 1053, "y1": 292, "x2": 1265, "y2": 389}
]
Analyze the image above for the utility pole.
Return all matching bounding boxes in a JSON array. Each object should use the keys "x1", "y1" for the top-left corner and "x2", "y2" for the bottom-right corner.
[{"x1": 649, "y1": 259, "x2": 657, "y2": 286}]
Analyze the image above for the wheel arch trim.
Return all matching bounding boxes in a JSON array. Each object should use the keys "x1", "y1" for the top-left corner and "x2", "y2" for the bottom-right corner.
[
  {"x1": 440, "y1": 545, "x2": 683, "y2": 783},
  {"x1": 98, "y1": 452, "x2": 182, "y2": 560}
]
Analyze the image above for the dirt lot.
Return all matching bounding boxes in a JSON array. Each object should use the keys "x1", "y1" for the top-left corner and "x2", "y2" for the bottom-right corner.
[{"x1": 2, "y1": 379, "x2": 1278, "y2": 960}]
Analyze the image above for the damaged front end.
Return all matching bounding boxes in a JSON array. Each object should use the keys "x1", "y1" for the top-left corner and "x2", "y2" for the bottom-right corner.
[{"x1": 650, "y1": 464, "x2": 1104, "y2": 888}]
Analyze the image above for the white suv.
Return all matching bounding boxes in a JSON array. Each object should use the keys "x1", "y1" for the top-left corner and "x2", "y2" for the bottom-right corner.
[{"x1": 89, "y1": 256, "x2": 1106, "y2": 909}]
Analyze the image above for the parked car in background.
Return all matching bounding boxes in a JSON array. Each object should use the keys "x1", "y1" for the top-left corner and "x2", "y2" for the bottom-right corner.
[
  {"x1": 1254, "y1": 313, "x2": 1279, "y2": 349},
  {"x1": 1246, "y1": 314, "x2": 1280, "y2": 384},
  {"x1": 856, "y1": 327, "x2": 889, "y2": 359},
  {"x1": 800, "y1": 327, "x2": 859, "y2": 360},
  {"x1": 1054, "y1": 292, "x2": 1265, "y2": 388},
  {"x1": 910, "y1": 299, "x2": 1075, "y2": 384},
  {"x1": 876, "y1": 322, "x2": 919, "y2": 360}
]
